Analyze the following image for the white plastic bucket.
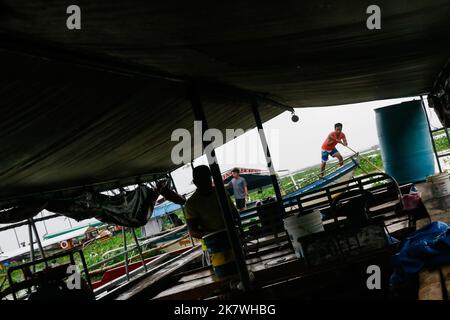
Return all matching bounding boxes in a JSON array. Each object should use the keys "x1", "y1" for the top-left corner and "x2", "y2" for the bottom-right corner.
[
  {"x1": 428, "y1": 172, "x2": 450, "y2": 198},
  {"x1": 283, "y1": 209, "x2": 324, "y2": 258}
]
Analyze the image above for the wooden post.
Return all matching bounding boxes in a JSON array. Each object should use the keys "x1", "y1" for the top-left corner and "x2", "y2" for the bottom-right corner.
[
  {"x1": 189, "y1": 83, "x2": 251, "y2": 291},
  {"x1": 251, "y1": 98, "x2": 285, "y2": 215}
]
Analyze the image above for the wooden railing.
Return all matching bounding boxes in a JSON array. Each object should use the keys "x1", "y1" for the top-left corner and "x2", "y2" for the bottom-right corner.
[{"x1": 237, "y1": 172, "x2": 413, "y2": 253}]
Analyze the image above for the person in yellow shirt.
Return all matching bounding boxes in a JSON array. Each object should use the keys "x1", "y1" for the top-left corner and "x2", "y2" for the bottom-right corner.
[{"x1": 185, "y1": 165, "x2": 240, "y2": 239}]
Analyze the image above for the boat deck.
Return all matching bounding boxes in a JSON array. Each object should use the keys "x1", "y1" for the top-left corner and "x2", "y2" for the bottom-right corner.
[
  {"x1": 153, "y1": 241, "x2": 298, "y2": 300},
  {"x1": 96, "y1": 245, "x2": 203, "y2": 300},
  {"x1": 153, "y1": 239, "x2": 394, "y2": 300},
  {"x1": 415, "y1": 182, "x2": 450, "y2": 300},
  {"x1": 100, "y1": 178, "x2": 450, "y2": 301}
]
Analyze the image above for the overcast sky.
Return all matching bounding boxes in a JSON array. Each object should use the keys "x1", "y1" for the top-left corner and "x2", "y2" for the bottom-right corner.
[
  {"x1": 1, "y1": 96, "x2": 443, "y2": 254},
  {"x1": 171, "y1": 95, "x2": 442, "y2": 194}
]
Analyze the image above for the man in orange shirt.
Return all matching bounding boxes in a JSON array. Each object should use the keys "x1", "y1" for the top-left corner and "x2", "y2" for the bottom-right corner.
[{"x1": 320, "y1": 123, "x2": 348, "y2": 177}]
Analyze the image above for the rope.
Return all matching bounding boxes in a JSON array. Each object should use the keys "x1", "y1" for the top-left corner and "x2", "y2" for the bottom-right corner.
[
  {"x1": 342, "y1": 145, "x2": 384, "y2": 173},
  {"x1": 342, "y1": 145, "x2": 405, "y2": 208},
  {"x1": 297, "y1": 156, "x2": 355, "y2": 189}
]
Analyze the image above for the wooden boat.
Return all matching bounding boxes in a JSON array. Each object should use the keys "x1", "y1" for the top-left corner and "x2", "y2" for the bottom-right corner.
[
  {"x1": 240, "y1": 156, "x2": 359, "y2": 220},
  {"x1": 91, "y1": 247, "x2": 193, "y2": 290},
  {"x1": 284, "y1": 157, "x2": 359, "y2": 200},
  {"x1": 93, "y1": 158, "x2": 360, "y2": 298},
  {"x1": 89, "y1": 225, "x2": 192, "y2": 292},
  {"x1": 283, "y1": 156, "x2": 359, "y2": 207}
]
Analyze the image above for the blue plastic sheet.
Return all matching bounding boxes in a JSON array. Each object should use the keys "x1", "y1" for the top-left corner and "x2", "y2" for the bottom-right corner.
[{"x1": 390, "y1": 221, "x2": 450, "y2": 285}]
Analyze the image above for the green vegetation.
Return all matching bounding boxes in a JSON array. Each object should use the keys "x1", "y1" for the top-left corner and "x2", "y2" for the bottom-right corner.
[
  {"x1": 248, "y1": 165, "x2": 326, "y2": 201},
  {"x1": 161, "y1": 210, "x2": 186, "y2": 229},
  {"x1": 0, "y1": 227, "x2": 169, "y2": 292},
  {"x1": 246, "y1": 150, "x2": 384, "y2": 203},
  {"x1": 354, "y1": 152, "x2": 384, "y2": 176},
  {"x1": 3, "y1": 133, "x2": 450, "y2": 296},
  {"x1": 247, "y1": 132, "x2": 450, "y2": 204},
  {"x1": 0, "y1": 211, "x2": 189, "y2": 296},
  {"x1": 435, "y1": 135, "x2": 450, "y2": 153}
]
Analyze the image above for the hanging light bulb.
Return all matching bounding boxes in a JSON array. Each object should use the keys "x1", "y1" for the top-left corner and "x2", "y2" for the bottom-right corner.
[{"x1": 291, "y1": 111, "x2": 299, "y2": 123}]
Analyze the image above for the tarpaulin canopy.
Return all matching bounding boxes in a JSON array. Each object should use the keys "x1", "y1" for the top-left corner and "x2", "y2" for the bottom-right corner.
[
  {"x1": 0, "y1": 181, "x2": 186, "y2": 227},
  {"x1": 0, "y1": 50, "x2": 283, "y2": 200},
  {"x1": 0, "y1": 1, "x2": 449, "y2": 200},
  {"x1": 429, "y1": 59, "x2": 450, "y2": 126},
  {"x1": 1, "y1": 1, "x2": 449, "y2": 105}
]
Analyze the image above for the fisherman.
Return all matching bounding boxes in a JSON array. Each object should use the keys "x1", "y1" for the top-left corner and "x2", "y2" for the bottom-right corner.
[
  {"x1": 225, "y1": 168, "x2": 248, "y2": 211},
  {"x1": 185, "y1": 165, "x2": 240, "y2": 240},
  {"x1": 320, "y1": 123, "x2": 348, "y2": 177}
]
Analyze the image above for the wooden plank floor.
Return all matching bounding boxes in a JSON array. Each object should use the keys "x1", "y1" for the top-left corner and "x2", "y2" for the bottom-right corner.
[
  {"x1": 152, "y1": 192, "x2": 420, "y2": 301},
  {"x1": 415, "y1": 182, "x2": 450, "y2": 300},
  {"x1": 419, "y1": 268, "x2": 444, "y2": 300},
  {"x1": 153, "y1": 243, "x2": 301, "y2": 300},
  {"x1": 113, "y1": 182, "x2": 450, "y2": 301},
  {"x1": 106, "y1": 245, "x2": 203, "y2": 300}
]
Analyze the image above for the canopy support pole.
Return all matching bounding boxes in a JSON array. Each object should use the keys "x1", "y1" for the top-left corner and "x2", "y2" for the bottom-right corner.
[
  {"x1": 29, "y1": 219, "x2": 48, "y2": 267},
  {"x1": 189, "y1": 83, "x2": 251, "y2": 292},
  {"x1": 421, "y1": 96, "x2": 442, "y2": 173},
  {"x1": 168, "y1": 172, "x2": 195, "y2": 247},
  {"x1": 122, "y1": 228, "x2": 130, "y2": 281},
  {"x1": 131, "y1": 228, "x2": 147, "y2": 272},
  {"x1": 27, "y1": 222, "x2": 35, "y2": 273},
  {"x1": 0, "y1": 214, "x2": 60, "y2": 233},
  {"x1": 41, "y1": 212, "x2": 49, "y2": 235},
  {"x1": 13, "y1": 228, "x2": 20, "y2": 248},
  {"x1": 251, "y1": 99, "x2": 285, "y2": 213}
]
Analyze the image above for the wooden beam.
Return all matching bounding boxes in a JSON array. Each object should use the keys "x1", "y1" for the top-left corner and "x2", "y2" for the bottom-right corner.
[{"x1": 418, "y1": 268, "x2": 444, "y2": 300}]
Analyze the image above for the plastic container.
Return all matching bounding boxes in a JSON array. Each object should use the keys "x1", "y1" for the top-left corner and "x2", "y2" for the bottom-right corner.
[
  {"x1": 375, "y1": 101, "x2": 435, "y2": 184},
  {"x1": 283, "y1": 209, "x2": 324, "y2": 258},
  {"x1": 427, "y1": 172, "x2": 450, "y2": 198},
  {"x1": 202, "y1": 229, "x2": 237, "y2": 278}
]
